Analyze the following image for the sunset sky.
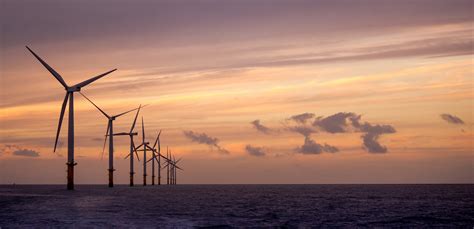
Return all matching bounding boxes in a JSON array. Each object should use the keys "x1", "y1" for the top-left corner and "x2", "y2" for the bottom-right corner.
[{"x1": 0, "y1": 0, "x2": 472, "y2": 184}]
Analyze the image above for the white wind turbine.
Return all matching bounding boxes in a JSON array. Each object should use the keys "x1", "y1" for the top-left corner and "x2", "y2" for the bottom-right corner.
[
  {"x1": 26, "y1": 46, "x2": 117, "y2": 190},
  {"x1": 80, "y1": 92, "x2": 139, "y2": 187},
  {"x1": 116, "y1": 105, "x2": 143, "y2": 186}
]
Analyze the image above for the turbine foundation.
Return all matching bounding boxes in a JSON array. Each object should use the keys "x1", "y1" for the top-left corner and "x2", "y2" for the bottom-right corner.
[
  {"x1": 108, "y1": 169, "x2": 114, "y2": 187},
  {"x1": 66, "y1": 162, "x2": 76, "y2": 190}
]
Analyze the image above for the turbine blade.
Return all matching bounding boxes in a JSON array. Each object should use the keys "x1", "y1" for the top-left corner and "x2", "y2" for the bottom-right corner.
[
  {"x1": 152, "y1": 130, "x2": 162, "y2": 149},
  {"x1": 157, "y1": 135, "x2": 161, "y2": 154},
  {"x1": 141, "y1": 117, "x2": 145, "y2": 142},
  {"x1": 130, "y1": 105, "x2": 142, "y2": 133},
  {"x1": 132, "y1": 140, "x2": 140, "y2": 161},
  {"x1": 102, "y1": 122, "x2": 110, "y2": 159},
  {"x1": 79, "y1": 92, "x2": 109, "y2": 118},
  {"x1": 124, "y1": 153, "x2": 130, "y2": 159},
  {"x1": 53, "y1": 92, "x2": 69, "y2": 152},
  {"x1": 114, "y1": 106, "x2": 139, "y2": 118},
  {"x1": 26, "y1": 46, "x2": 68, "y2": 88},
  {"x1": 73, "y1": 69, "x2": 117, "y2": 89}
]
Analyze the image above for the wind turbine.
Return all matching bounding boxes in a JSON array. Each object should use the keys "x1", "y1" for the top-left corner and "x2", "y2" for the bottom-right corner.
[
  {"x1": 115, "y1": 105, "x2": 142, "y2": 186},
  {"x1": 163, "y1": 148, "x2": 183, "y2": 185},
  {"x1": 145, "y1": 130, "x2": 161, "y2": 185},
  {"x1": 173, "y1": 155, "x2": 183, "y2": 185},
  {"x1": 146, "y1": 130, "x2": 172, "y2": 185},
  {"x1": 26, "y1": 46, "x2": 117, "y2": 190},
  {"x1": 80, "y1": 92, "x2": 139, "y2": 187},
  {"x1": 134, "y1": 117, "x2": 150, "y2": 186}
]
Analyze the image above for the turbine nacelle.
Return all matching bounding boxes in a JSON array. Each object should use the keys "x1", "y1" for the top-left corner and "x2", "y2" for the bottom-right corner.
[{"x1": 66, "y1": 87, "x2": 81, "y2": 92}]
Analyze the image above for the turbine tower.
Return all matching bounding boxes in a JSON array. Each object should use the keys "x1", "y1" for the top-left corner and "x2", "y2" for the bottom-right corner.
[
  {"x1": 80, "y1": 92, "x2": 139, "y2": 187},
  {"x1": 116, "y1": 105, "x2": 142, "y2": 186},
  {"x1": 166, "y1": 148, "x2": 170, "y2": 185},
  {"x1": 26, "y1": 46, "x2": 116, "y2": 190}
]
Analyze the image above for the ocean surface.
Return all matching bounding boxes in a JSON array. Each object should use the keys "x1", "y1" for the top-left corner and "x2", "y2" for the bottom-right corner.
[{"x1": 0, "y1": 184, "x2": 473, "y2": 227}]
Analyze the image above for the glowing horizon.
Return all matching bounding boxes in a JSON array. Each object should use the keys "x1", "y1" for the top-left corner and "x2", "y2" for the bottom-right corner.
[{"x1": 0, "y1": 0, "x2": 472, "y2": 184}]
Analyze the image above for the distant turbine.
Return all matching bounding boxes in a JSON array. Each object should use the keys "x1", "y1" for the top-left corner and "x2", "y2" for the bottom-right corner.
[
  {"x1": 116, "y1": 105, "x2": 143, "y2": 186},
  {"x1": 80, "y1": 92, "x2": 139, "y2": 187},
  {"x1": 164, "y1": 148, "x2": 183, "y2": 185},
  {"x1": 26, "y1": 46, "x2": 116, "y2": 190},
  {"x1": 135, "y1": 117, "x2": 150, "y2": 186},
  {"x1": 145, "y1": 130, "x2": 162, "y2": 185},
  {"x1": 163, "y1": 148, "x2": 182, "y2": 185},
  {"x1": 166, "y1": 148, "x2": 170, "y2": 185},
  {"x1": 173, "y1": 155, "x2": 183, "y2": 185},
  {"x1": 146, "y1": 130, "x2": 170, "y2": 185}
]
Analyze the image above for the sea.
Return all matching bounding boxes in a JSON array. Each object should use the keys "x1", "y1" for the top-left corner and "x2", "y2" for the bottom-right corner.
[{"x1": 0, "y1": 184, "x2": 473, "y2": 228}]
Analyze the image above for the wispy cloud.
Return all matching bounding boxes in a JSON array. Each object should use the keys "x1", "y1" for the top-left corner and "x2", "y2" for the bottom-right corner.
[
  {"x1": 287, "y1": 112, "x2": 315, "y2": 124},
  {"x1": 183, "y1": 130, "x2": 229, "y2": 154},
  {"x1": 245, "y1": 145, "x2": 266, "y2": 157},
  {"x1": 0, "y1": 144, "x2": 41, "y2": 157},
  {"x1": 13, "y1": 149, "x2": 40, "y2": 157},
  {"x1": 250, "y1": 119, "x2": 272, "y2": 134},
  {"x1": 440, "y1": 113, "x2": 465, "y2": 125}
]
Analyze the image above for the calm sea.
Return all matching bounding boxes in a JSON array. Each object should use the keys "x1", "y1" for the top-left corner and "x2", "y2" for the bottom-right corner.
[{"x1": 0, "y1": 184, "x2": 472, "y2": 227}]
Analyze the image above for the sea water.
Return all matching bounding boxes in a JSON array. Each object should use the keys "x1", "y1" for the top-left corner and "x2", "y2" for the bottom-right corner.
[{"x1": 0, "y1": 184, "x2": 472, "y2": 227}]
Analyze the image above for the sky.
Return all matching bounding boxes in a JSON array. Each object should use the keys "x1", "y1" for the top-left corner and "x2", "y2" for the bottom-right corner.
[{"x1": 0, "y1": 0, "x2": 472, "y2": 184}]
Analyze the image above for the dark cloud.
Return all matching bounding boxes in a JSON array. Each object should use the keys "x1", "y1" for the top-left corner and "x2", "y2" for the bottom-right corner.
[
  {"x1": 13, "y1": 149, "x2": 40, "y2": 157},
  {"x1": 313, "y1": 112, "x2": 358, "y2": 133},
  {"x1": 287, "y1": 113, "x2": 315, "y2": 124},
  {"x1": 183, "y1": 130, "x2": 229, "y2": 154},
  {"x1": 287, "y1": 112, "x2": 396, "y2": 153},
  {"x1": 245, "y1": 145, "x2": 266, "y2": 157},
  {"x1": 250, "y1": 120, "x2": 271, "y2": 134},
  {"x1": 440, "y1": 113, "x2": 465, "y2": 125},
  {"x1": 351, "y1": 117, "x2": 396, "y2": 153},
  {"x1": 297, "y1": 136, "x2": 338, "y2": 155}
]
